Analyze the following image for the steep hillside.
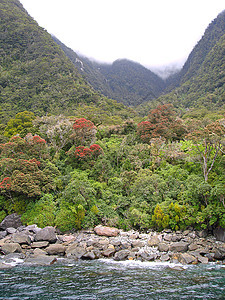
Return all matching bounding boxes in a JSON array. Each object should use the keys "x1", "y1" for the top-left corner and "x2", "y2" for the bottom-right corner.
[
  {"x1": 139, "y1": 10, "x2": 225, "y2": 112},
  {"x1": 53, "y1": 37, "x2": 165, "y2": 107},
  {"x1": 95, "y1": 59, "x2": 165, "y2": 106},
  {"x1": 168, "y1": 10, "x2": 225, "y2": 89},
  {"x1": 0, "y1": 0, "x2": 134, "y2": 124}
]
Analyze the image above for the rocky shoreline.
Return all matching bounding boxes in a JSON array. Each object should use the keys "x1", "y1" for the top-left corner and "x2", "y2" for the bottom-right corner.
[{"x1": 0, "y1": 215, "x2": 225, "y2": 269}]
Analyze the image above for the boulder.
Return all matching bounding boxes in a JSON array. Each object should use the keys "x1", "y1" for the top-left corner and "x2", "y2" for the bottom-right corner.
[
  {"x1": 160, "y1": 254, "x2": 170, "y2": 261},
  {"x1": 34, "y1": 226, "x2": 57, "y2": 243},
  {"x1": 214, "y1": 247, "x2": 225, "y2": 260},
  {"x1": 138, "y1": 251, "x2": 156, "y2": 261},
  {"x1": 1, "y1": 242, "x2": 22, "y2": 254},
  {"x1": 169, "y1": 242, "x2": 189, "y2": 252},
  {"x1": 147, "y1": 236, "x2": 160, "y2": 247},
  {"x1": 31, "y1": 241, "x2": 49, "y2": 248},
  {"x1": 114, "y1": 249, "x2": 131, "y2": 261},
  {"x1": 163, "y1": 234, "x2": 173, "y2": 242},
  {"x1": 213, "y1": 227, "x2": 225, "y2": 242},
  {"x1": 0, "y1": 231, "x2": 7, "y2": 240},
  {"x1": 45, "y1": 244, "x2": 66, "y2": 255},
  {"x1": 177, "y1": 253, "x2": 198, "y2": 264},
  {"x1": 188, "y1": 243, "x2": 198, "y2": 251},
  {"x1": 6, "y1": 227, "x2": 17, "y2": 234},
  {"x1": 197, "y1": 255, "x2": 209, "y2": 264},
  {"x1": 82, "y1": 251, "x2": 96, "y2": 260},
  {"x1": 102, "y1": 248, "x2": 116, "y2": 257},
  {"x1": 33, "y1": 248, "x2": 47, "y2": 257},
  {"x1": 25, "y1": 224, "x2": 41, "y2": 234},
  {"x1": 66, "y1": 245, "x2": 86, "y2": 259},
  {"x1": 11, "y1": 233, "x2": 31, "y2": 245},
  {"x1": 132, "y1": 240, "x2": 145, "y2": 248},
  {"x1": 0, "y1": 213, "x2": 22, "y2": 230},
  {"x1": 94, "y1": 225, "x2": 119, "y2": 237},
  {"x1": 158, "y1": 242, "x2": 169, "y2": 252},
  {"x1": 25, "y1": 256, "x2": 57, "y2": 266}
]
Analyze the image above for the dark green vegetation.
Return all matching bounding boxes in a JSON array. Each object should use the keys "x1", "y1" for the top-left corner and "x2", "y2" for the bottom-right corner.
[
  {"x1": 0, "y1": 1, "x2": 225, "y2": 232},
  {"x1": 53, "y1": 37, "x2": 165, "y2": 107},
  {"x1": 0, "y1": 0, "x2": 135, "y2": 125}
]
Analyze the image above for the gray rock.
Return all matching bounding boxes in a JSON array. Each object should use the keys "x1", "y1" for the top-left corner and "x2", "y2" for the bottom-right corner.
[
  {"x1": 158, "y1": 242, "x2": 169, "y2": 252},
  {"x1": 25, "y1": 224, "x2": 41, "y2": 234},
  {"x1": 102, "y1": 248, "x2": 116, "y2": 257},
  {"x1": 114, "y1": 250, "x2": 131, "y2": 261},
  {"x1": 132, "y1": 240, "x2": 145, "y2": 248},
  {"x1": 66, "y1": 245, "x2": 86, "y2": 259},
  {"x1": 6, "y1": 227, "x2": 17, "y2": 234},
  {"x1": 25, "y1": 256, "x2": 57, "y2": 265},
  {"x1": 160, "y1": 254, "x2": 170, "y2": 261},
  {"x1": 138, "y1": 251, "x2": 156, "y2": 261},
  {"x1": 214, "y1": 247, "x2": 225, "y2": 260},
  {"x1": 164, "y1": 234, "x2": 173, "y2": 242},
  {"x1": 177, "y1": 253, "x2": 198, "y2": 264},
  {"x1": 169, "y1": 242, "x2": 189, "y2": 252},
  {"x1": 0, "y1": 231, "x2": 7, "y2": 239},
  {"x1": 32, "y1": 248, "x2": 47, "y2": 257},
  {"x1": 11, "y1": 233, "x2": 31, "y2": 245},
  {"x1": 82, "y1": 251, "x2": 96, "y2": 260},
  {"x1": 188, "y1": 243, "x2": 198, "y2": 251},
  {"x1": 45, "y1": 244, "x2": 66, "y2": 255},
  {"x1": 1, "y1": 243, "x2": 22, "y2": 254},
  {"x1": 34, "y1": 226, "x2": 57, "y2": 243},
  {"x1": 147, "y1": 236, "x2": 160, "y2": 247},
  {"x1": 0, "y1": 213, "x2": 22, "y2": 230},
  {"x1": 197, "y1": 255, "x2": 209, "y2": 264},
  {"x1": 31, "y1": 241, "x2": 49, "y2": 248}
]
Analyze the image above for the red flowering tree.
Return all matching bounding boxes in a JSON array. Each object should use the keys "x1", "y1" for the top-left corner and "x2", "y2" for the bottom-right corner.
[
  {"x1": 137, "y1": 104, "x2": 186, "y2": 143},
  {"x1": 0, "y1": 134, "x2": 59, "y2": 198},
  {"x1": 71, "y1": 118, "x2": 97, "y2": 146},
  {"x1": 67, "y1": 144, "x2": 104, "y2": 167}
]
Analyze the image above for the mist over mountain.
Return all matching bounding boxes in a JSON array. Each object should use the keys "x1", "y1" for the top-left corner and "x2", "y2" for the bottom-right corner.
[
  {"x1": 154, "y1": 10, "x2": 225, "y2": 110},
  {"x1": 52, "y1": 36, "x2": 166, "y2": 107}
]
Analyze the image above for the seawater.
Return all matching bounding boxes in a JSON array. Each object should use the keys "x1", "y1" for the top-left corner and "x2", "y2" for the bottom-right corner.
[{"x1": 0, "y1": 259, "x2": 225, "y2": 299}]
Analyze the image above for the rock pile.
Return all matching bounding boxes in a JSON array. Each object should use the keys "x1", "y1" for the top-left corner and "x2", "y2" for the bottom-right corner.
[{"x1": 0, "y1": 219, "x2": 225, "y2": 268}]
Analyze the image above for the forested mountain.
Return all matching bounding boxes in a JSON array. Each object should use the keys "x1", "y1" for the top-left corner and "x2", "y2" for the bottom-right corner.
[
  {"x1": 53, "y1": 37, "x2": 165, "y2": 107},
  {"x1": 156, "y1": 10, "x2": 225, "y2": 110},
  {"x1": 0, "y1": 0, "x2": 135, "y2": 125}
]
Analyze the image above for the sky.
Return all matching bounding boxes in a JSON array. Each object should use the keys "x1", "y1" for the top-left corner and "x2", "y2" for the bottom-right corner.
[{"x1": 19, "y1": 0, "x2": 224, "y2": 70}]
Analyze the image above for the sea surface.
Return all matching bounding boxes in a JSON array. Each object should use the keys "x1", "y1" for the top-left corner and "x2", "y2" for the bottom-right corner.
[{"x1": 0, "y1": 258, "x2": 225, "y2": 299}]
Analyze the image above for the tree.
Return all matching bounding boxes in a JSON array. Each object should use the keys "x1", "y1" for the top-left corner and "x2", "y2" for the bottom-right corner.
[
  {"x1": 186, "y1": 119, "x2": 225, "y2": 182},
  {"x1": 137, "y1": 104, "x2": 186, "y2": 143},
  {"x1": 4, "y1": 111, "x2": 36, "y2": 138},
  {"x1": 71, "y1": 118, "x2": 97, "y2": 146},
  {"x1": 0, "y1": 134, "x2": 59, "y2": 198},
  {"x1": 33, "y1": 115, "x2": 73, "y2": 154}
]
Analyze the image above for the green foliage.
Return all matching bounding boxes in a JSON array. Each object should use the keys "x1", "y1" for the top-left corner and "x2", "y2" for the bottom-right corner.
[
  {"x1": 4, "y1": 111, "x2": 36, "y2": 138},
  {"x1": 21, "y1": 194, "x2": 56, "y2": 227}
]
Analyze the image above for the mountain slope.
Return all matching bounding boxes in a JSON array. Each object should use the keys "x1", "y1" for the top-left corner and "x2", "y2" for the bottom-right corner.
[
  {"x1": 167, "y1": 10, "x2": 225, "y2": 90},
  {"x1": 0, "y1": 0, "x2": 135, "y2": 125},
  {"x1": 140, "y1": 10, "x2": 225, "y2": 112},
  {"x1": 94, "y1": 59, "x2": 166, "y2": 106},
  {"x1": 53, "y1": 37, "x2": 165, "y2": 107}
]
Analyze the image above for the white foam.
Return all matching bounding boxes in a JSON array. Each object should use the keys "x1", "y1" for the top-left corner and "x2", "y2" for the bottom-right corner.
[
  {"x1": 4, "y1": 257, "x2": 24, "y2": 267},
  {"x1": 98, "y1": 258, "x2": 187, "y2": 269}
]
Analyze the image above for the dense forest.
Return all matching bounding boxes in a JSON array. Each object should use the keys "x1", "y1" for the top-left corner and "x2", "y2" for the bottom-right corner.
[{"x1": 0, "y1": 0, "x2": 225, "y2": 233}]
